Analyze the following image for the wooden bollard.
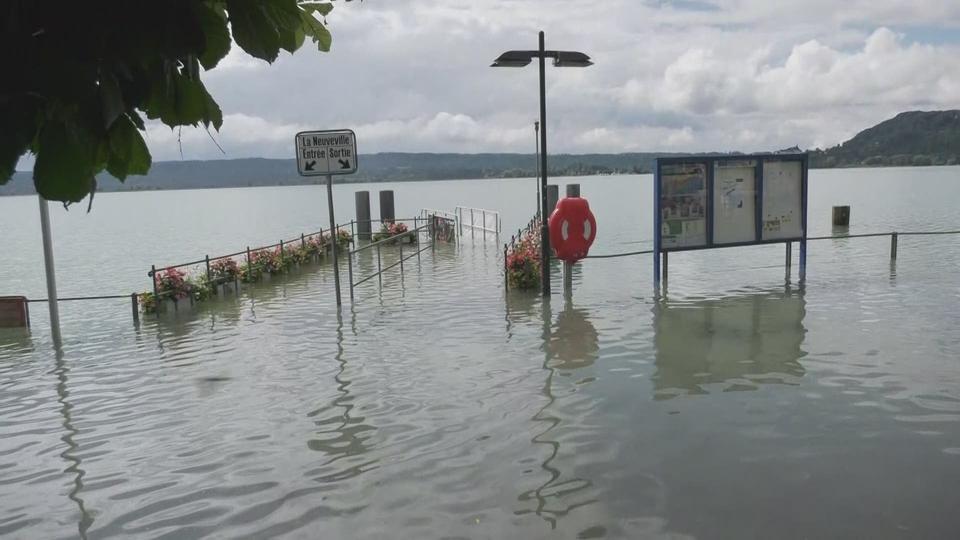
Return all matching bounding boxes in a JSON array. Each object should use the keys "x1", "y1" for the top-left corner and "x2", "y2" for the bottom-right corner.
[{"x1": 832, "y1": 206, "x2": 850, "y2": 227}]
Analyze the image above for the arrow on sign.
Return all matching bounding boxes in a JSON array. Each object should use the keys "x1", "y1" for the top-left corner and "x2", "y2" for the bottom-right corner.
[
  {"x1": 338, "y1": 159, "x2": 351, "y2": 169},
  {"x1": 304, "y1": 160, "x2": 316, "y2": 171}
]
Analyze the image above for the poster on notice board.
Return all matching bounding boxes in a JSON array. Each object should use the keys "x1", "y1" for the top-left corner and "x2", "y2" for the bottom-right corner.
[
  {"x1": 713, "y1": 160, "x2": 757, "y2": 244},
  {"x1": 761, "y1": 160, "x2": 803, "y2": 240},
  {"x1": 660, "y1": 162, "x2": 707, "y2": 248}
]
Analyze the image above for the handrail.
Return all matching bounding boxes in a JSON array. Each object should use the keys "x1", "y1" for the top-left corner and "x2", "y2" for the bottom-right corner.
[
  {"x1": 455, "y1": 206, "x2": 501, "y2": 235},
  {"x1": 26, "y1": 294, "x2": 132, "y2": 302},
  {"x1": 349, "y1": 224, "x2": 430, "y2": 255},
  {"x1": 148, "y1": 217, "x2": 425, "y2": 276}
]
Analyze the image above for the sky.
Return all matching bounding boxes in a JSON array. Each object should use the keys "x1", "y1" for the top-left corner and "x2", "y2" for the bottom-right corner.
[{"x1": 32, "y1": 0, "x2": 960, "y2": 166}]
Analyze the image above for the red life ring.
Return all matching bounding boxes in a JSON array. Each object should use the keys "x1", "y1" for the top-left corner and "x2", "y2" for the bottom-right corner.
[{"x1": 548, "y1": 197, "x2": 597, "y2": 263}]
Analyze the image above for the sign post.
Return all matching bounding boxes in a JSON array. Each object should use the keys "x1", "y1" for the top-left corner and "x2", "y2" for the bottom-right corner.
[{"x1": 295, "y1": 129, "x2": 358, "y2": 307}]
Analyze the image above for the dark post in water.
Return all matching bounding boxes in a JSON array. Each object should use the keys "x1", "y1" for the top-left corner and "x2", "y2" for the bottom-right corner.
[
  {"x1": 546, "y1": 185, "x2": 560, "y2": 217},
  {"x1": 832, "y1": 205, "x2": 850, "y2": 227},
  {"x1": 355, "y1": 191, "x2": 372, "y2": 240},
  {"x1": 379, "y1": 190, "x2": 396, "y2": 224}
]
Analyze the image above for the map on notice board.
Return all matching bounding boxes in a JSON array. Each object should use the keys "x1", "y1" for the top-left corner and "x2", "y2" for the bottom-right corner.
[
  {"x1": 660, "y1": 163, "x2": 707, "y2": 248},
  {"x1": 761, "y1": 160, "x2": 803, "y2": 240},
  {"x1": 713, "y1": 160, "x2": 756, "y2": 244}
]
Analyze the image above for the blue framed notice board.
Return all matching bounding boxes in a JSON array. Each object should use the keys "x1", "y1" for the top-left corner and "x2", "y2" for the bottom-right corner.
[{"x1": 653, "y1": 153, "x2": 808, "y2": 286}]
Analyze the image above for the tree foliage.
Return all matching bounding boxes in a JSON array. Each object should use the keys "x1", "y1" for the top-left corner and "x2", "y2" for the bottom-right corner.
[{"x1": 0, "y1": 0, "x2": 344, "y2": 204}]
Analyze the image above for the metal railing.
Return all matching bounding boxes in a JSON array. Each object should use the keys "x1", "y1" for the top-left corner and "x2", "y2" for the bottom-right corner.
[
  {"x1": 503, "y1": 211, "x2": 542, "y2": 291},
  {"x1": 346, "y1": 215, "x2": 456, "y2": 302},
  {"x1": 455, "y1": 206, "x2": 501, "y2": 238}
]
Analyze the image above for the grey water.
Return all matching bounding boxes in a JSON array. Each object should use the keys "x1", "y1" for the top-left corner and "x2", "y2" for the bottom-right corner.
[{"x1": 1, "y1": 166, "x2": 960, "y2": 538}]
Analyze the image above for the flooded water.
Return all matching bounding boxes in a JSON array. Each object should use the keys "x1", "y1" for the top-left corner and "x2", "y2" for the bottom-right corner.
[{"x1": 2, "y1": 166, "x2": 960, "y2": 538}]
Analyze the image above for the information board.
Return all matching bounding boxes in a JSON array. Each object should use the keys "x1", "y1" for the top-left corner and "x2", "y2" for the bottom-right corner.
[
  {"x1": 713, "y1": 160, "x2": 756, "y2": 245},
  {"x1": 653, "y1": 153, "x2": 808, "y2": 287},
  {"x1": 761, "y1": 160, "x2": 803, "y2": 240},
  {"x1": 659, "y1": 162, "x2": 707, "y2": 248}
]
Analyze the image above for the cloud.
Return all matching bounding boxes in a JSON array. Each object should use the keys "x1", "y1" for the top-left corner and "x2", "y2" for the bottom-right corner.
[{"x1": 17, "y1": 0, "x2": 959, "y2": 172}]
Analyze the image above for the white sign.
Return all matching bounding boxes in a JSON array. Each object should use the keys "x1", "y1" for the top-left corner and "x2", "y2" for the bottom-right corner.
[
  {"x1": 295, "y1": 129, "x2": 357, "y2": 176},
  {"x1": 761, "y1": 160, "x2": 803, "y2": 240},
  {"x1": 713, "y1": 160, "x2": 757, "y2": 244}
]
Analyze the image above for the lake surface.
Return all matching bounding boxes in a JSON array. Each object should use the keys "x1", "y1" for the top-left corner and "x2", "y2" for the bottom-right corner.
[{"x1": 2, "y1": 166, "x2": 960, "y2": 539}]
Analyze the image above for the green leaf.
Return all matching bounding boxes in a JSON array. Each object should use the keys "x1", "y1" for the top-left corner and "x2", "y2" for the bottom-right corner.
[
  {"x1": 300, "y1": 11, "x2": 332, "y2": 52},
  {"x1": 301, "y1": 2, "x2": 334, "y2": 18},
  {"x1": 226, "y1": 1, "x2": 281, "y2": 62},
  {"x1": 33, "y1": 118, "x2": 97, "y2": 203},
  {"x1": 106, "y1": 115, "x2": 151, "y2": 180},
  {"x1": 99, "y1": 72, "x2": 125, "y2": 129},
  {"x1": 198, "y1": 4, "x2": 231, "y2": 70}
]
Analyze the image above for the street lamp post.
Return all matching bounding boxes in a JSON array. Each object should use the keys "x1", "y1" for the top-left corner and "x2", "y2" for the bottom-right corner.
[
  {"x1": 534, "y1": 120, "x2": 540, "y2": 216},
  {"x1": 492, "y1": 31, "x2": 592, "y2": 297}
]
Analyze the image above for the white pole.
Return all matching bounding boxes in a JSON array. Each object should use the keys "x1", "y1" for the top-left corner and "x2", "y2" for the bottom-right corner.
[{"x1": 38, "y1": 196, "x2": 62, "y2": 347}]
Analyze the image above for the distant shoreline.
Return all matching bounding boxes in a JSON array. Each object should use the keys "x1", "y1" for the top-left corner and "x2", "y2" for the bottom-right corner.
[{"x1": 3, "y1": 163, "x2": 958, "y2": 199}]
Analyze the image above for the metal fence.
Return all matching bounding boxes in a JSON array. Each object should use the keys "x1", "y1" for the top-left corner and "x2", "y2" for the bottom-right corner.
[
  {"x1": 346, "y1": 215, "x2": 456, "y2": 302},
  {"x1": 455, "y1": 206, "x2": 501, "y2": 238}
]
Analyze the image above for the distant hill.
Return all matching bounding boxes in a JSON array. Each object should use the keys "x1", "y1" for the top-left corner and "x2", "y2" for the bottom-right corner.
[
  {"x1": 0, "y1": 152, "x2": 672, "y2": 196},
  {"x1": 3, "y1": 110, "x2": 958, "y2": 196},
  {"x1": 811, "y1": 110, "x2": 960, "y2": 168}
]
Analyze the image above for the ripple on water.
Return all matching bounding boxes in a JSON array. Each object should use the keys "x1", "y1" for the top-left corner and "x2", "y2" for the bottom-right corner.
[{"x1": 4, "y1": 202, "x2": 960, "y2": 538}]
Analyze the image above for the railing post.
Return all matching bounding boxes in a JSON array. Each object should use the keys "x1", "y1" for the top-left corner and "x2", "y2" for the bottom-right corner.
[
  {"x1": 246, "y1": 246, "x2": 251, "y2": 267},
  {"x1": 663, "y1": 251, "x2": 669, "y2": 283},
  {"x1": 376, "y1": 244, "x2": 382, "y2": 288},
  {"x1": 301, "y1": 233, "x2": 306, "y2": 250},
  {"x1": 205, "y1": 255, "x2": 211, "y2": 282},
  {"x1": 347, "y1": 247, "x2": 354, "y2": 303},
  {"x1": 504, "y1": 243, "x2": 509, "y2": 291},
  {"x1": 891, "y1": 232, "x2": 898, "y2": 260},
  {"x1": 470, "y1": 208, "x2": 474, "y2": 238},
  {"x1": 482, "y1": 209, "x2": 487, "y2": 239},
  {"x1": 131, "y1": 292, "x2": 139, "y2": 324},
  {"x1": 399, "y1": 241, "x2": 404, "y2": 279},
  {"x1": 351, "y1": 219, "x2": 355, "y2": 241},
  {"x1": 150, "y1": 264, "x2": 159, "y2": 318}
]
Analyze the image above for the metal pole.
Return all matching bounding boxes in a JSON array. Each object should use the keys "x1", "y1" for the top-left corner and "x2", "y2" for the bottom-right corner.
[
  {"x1": 535, "y1": 121, "x2": 541, "y2": 216},
  {"x1": 563, "y1": 261, "x2": 572, "y2": 294},
  {"x1": 347, "y1": 247, "x2": 354, "y2": 303},
  {"x1": 205, "y1": 255, "x2": 211, "y2": 281},
  {"x1": 399, "y1": 241, "x2": 404, "y2": 279},
  {"x1": 504, "y1": 243, "x2": 509, "y2": 291},
  {"x1": 891, "y1": 232, "x2": 898, "y2": 260},
  {"x1": 326, "y1": 174, "x2": 342, "y2": 306},
  {"x1": 470, "y1": 208, "x2": 475, "y2": 238},
  {"x1": 151, "y1": 264, "x2": 159, "y2": 317},
  {"x1": 482, "y1": 210, "x2": 487, "y2": 238},
  {"x1": 799, "y1": 239, "x2": 807, "y2": 280},
  {"x1": 131, "y1": 293, "x2": 139, "y2": 324},
  {"x1": 785, "y1": 241, "x2": 792, "y2": 277},
  {"x1": 538, "y1": 30, "x2": 551, "y2": 297},
  {"x1": 37, "y1": 196, "x2": 62, "y2": 346},
  {"x1": 663, "y1": 251, "x2": 669, "y2": 283},
  {"x1": 376, "y1": 244, "x2": 382, "y2": 288}
]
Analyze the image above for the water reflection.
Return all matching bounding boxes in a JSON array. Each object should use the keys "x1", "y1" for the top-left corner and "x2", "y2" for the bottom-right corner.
[
  {"x1": 54, "y1": 347, "x2": 93, "y2": 539},
  {"x1": 653, "y1": 288, "x2": 807, "y2": 400},
  {"x1": 305, "y1": 313, "x2": 378, "y2": 482},
  {"x1": 516, "y1": 298, "x2": 600, "y2": 527}
]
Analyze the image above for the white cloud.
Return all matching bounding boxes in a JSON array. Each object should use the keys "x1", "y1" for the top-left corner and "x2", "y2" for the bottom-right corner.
[{"x1": 53, "y1": 0, "x2": 960, "y2": 168}]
